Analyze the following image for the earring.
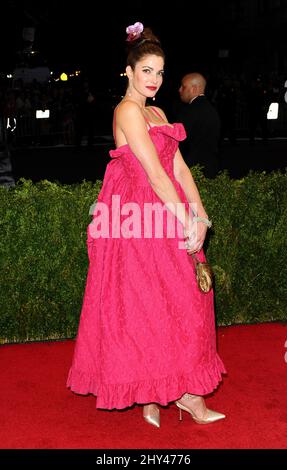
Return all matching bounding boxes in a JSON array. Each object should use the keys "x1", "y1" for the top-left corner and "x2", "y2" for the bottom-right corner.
[{"x1": 152, "y1": 96, "x2": 156, "y2": 101}]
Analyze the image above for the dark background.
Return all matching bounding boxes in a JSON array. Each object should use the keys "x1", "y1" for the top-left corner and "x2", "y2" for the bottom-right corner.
[
  {"x1": 1, "y1": 0, "x2": 287, "y2": 93},
  {"x1": 1, "y1": 0, "x2": 287, "y2": 185}
]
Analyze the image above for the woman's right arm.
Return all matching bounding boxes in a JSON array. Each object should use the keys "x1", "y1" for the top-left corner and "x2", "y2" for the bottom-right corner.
[{"x1": 116, "y1": 101, "x2": 192, "y2": 233}]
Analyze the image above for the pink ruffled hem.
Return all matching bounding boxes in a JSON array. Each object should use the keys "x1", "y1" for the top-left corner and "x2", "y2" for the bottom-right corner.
[{"x1": 66, "y1": 359, "x2": 226, "y2": 410}]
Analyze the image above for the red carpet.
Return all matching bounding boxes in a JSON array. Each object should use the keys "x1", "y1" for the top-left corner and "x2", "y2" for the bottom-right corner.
[{"x1": 1, "y1": 322, "x2": 287, "y2": 449}]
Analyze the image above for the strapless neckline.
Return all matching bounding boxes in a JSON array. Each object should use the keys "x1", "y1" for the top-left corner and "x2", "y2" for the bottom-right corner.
[{"x1": 114, "y1": 123, "x2": 184, "y2": 152}]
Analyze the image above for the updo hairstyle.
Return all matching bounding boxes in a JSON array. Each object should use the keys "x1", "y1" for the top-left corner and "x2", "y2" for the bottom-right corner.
[{"x1": 126, "y1": 27, "x2": 165, "y2": 70}]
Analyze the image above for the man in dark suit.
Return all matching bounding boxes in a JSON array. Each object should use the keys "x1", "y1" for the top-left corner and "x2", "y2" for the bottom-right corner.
[{"x1": 175, "y1": 73, "x2": 221, "y2": 178}]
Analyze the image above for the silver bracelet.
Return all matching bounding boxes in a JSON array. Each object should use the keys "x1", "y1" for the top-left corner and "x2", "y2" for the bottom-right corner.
[{"x1": 193, "y1": 216, "x2": 212, "y2": 228}]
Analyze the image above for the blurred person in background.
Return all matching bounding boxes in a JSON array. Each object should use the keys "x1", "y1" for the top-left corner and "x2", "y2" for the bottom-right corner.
[{"x1": 175, "y1": 72, "x2": 221, "y2": 178}]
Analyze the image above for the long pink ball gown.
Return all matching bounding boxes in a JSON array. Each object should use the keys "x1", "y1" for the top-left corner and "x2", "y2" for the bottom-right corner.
[{"x1": 67, "y1": 117, "x2": 226, "y2": 409}]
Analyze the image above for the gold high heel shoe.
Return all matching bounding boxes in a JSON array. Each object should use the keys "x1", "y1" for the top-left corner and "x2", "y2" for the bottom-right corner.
[
  {"x1": 175, "y1": 394, "x2": 225, "y2": 424},
  {"x1": 143, "y1": 404, "x2": 160, "y2": 428}
]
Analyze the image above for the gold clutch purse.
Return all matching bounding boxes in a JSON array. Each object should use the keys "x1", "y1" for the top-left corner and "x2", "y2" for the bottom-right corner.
[{"x1": 192, "y1": 254, "x2": 213, "y2": 293}]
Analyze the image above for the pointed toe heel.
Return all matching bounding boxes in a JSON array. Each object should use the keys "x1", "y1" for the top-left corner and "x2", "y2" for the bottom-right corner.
[
  {"x1": 175, "y1": 400, "x2": 225, "y2": 424},
  {"x1": 143, "y1": 405, "x2": 160, "y2": 428}
]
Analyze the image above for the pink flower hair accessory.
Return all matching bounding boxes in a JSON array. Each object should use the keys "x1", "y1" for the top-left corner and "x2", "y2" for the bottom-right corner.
[{"x1": 126, "y1": 22, "x2": 144, "y2": 42}]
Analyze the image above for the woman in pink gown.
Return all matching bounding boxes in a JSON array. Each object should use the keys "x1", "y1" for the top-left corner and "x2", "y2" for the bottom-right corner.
[{"x1": 67, "y1": 23, "x2": 226, "y2": 427}]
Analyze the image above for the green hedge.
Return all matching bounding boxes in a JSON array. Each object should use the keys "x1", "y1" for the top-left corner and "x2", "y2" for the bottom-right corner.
[{"x1": 1, "y1": 169, "x2": 287, "y2": 343}]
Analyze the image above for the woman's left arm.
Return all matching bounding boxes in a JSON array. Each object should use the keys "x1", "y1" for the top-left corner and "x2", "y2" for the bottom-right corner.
[
  {"x1": 173, "y1": 148, "x2": 208, "y2": 219},
  {"x1": 152, "y1": 105, "x2": 207, "y2": 219},
  {"x1": 173, "y1": 148, "x2": 210, "y2": 250}
]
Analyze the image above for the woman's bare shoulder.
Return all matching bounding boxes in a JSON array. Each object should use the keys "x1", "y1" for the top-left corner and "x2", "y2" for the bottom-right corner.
[
  {"x1": 115, "y1": 100, "x2": 146, "y2": 129},
  {"x1": 116, "y1": 100, "x2": 142, "y2": 116}
]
